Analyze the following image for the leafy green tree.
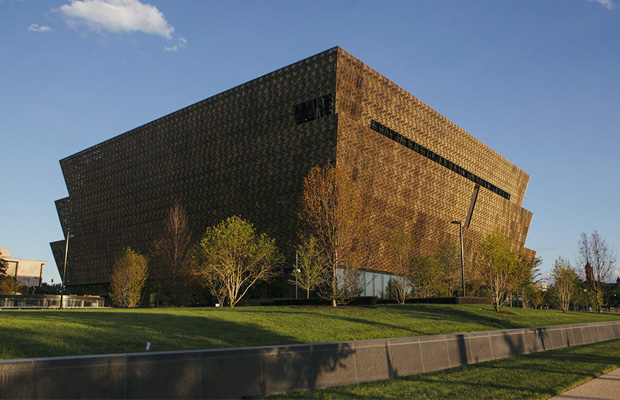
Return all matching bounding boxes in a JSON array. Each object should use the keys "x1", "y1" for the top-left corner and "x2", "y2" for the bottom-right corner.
[
  {"x1": 0, "y1": 251, "x2": 23, "y2": 295},
  {"x1": 0, "y1": 251, "x2": 7, "y2": 276},
  {"x1": 572, "y1": 284, "x2": 589, "y2": 311},
  {"x1": 524, "y1": 284, "x2": 545, "y2": 309},
  {"x1": 197, "y1": 216, "x2": 283, "y2": 308},
  {"x1": 409, "y1": 255, "x2": 441, "y2": 298},
  {"x1": 550, "y1": 257, "x2": 580, "y2": 313},
  {"x1": 0, "y1": 275, "x2": 24, "y2": 295},
  {"x1": 513, "y1": 255, "x2": 542, "y2": 307},
  {"x1": 473, "y1": 230, "x2": 519, "y2": 311},
  {"x1": 606, "y1": 277, "x2": 620, "y2": 308},
  {"x1": 298, "y1": 164, "x2": 368, "y2": 307},
  {"x1": 109, "y1": 247, "x2": 148, "y2": 308},
  {"x1": 32, "y1": 283, "x2": 63, "y2": 295},
  {"x1": 290, "y1": 236, "x2": 326, "y2": 299}
]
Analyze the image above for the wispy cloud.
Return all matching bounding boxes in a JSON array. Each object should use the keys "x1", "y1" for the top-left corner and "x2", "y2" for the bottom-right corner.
[
  {"x1": 55, "y1": 0, "x2": 186, "y2": 49},
  {"x1": 27, "y1": 24, "x2": 53, "y2": 33},
  {"x1": 164, "y1": 37, "x2": 187, "y2": 52},
  {"x1": 588, "y1": 0, "x2": 616, "y2": 10}
]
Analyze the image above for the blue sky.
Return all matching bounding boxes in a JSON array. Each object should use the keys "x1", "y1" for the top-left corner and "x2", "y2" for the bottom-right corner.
[{"x1": 1, "y1": 0, "x2": 619, "y2": 285}]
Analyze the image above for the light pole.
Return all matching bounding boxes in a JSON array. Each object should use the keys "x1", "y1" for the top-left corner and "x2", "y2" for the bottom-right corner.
[
  {"x1": 59, "y1": 229, "x2": 73, "y2": 309},
  {"x1": 451, "y1": 221, "x2": 465, "y2": 297},
  {"x1": 295, "y1": 251, "x2": 299, "y2": 300}
]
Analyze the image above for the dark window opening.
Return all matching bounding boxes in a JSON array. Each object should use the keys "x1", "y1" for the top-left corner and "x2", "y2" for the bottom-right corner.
[
  {"x1": 294, "y1": 94, "x2": 335, "y2": 124},
  {"x1": 370, "y1": 120, "x2": 511, "y2": 200}
]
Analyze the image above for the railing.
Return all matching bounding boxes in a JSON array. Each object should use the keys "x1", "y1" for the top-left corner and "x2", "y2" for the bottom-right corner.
[{"x1": 0, "y1": 295, "x2": 105, "y2": 309}]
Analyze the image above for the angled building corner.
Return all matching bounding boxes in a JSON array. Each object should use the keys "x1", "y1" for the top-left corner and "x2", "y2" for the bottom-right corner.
[{"x1": 51, "y1": 47, "x2": 533, "y2": 296}]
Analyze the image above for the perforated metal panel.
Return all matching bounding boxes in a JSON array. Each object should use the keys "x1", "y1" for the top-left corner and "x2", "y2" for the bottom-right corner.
[{"x1": 51, "y1": 47, "x2": 533, "y2": 288}]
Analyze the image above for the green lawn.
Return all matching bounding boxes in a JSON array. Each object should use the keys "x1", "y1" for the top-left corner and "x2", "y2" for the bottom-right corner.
[
  {"x1": 0, "y1": 304, "x2": 619, "y2": 360},
  {"x1": 276, "y1": 337, "x2": 620, "y2": 399}
]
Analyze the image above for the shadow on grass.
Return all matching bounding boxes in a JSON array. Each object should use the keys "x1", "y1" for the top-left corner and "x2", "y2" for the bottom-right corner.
[
  {"x1": 280, "y1": 339, "x2": 620, "y2": 399},
  {"x1": 289, "y1": 304, "x2": 528, "y2": 338},
  {"x1": 0, "y1": 310, "x2": 304, "y2": 359},
  {"x1": 0, "y1": 310, "x2": 362, "y2": 399}
]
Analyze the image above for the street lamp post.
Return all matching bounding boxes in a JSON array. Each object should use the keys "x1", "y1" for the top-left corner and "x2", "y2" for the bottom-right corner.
[
  {"x1": 59, "y1": 229, "x2": 73, "y2": 309},
  {"x1": 295, "y1": 251, "x2": 299, "y2": 300},
  {"x1": 451, "y1": 221, "x2": 466, "y2": 297}
]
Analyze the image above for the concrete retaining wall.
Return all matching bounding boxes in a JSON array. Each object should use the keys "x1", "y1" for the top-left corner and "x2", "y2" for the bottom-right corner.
[{"x1": 1, "y1": 321, "x2": 619, "y2": 399}]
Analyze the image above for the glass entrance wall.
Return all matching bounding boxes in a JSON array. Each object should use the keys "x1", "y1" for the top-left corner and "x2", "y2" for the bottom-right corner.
[{"x1": 360, "y1": 271, "x2": 398, "y2": 299}]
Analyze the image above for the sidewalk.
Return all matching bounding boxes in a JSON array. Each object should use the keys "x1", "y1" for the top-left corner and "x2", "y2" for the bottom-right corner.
[{"x1": 550, "y1": 367, "x2": 620, "y2": 399}]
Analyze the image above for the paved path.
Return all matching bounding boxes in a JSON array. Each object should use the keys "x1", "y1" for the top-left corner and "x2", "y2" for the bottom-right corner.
[{"x1": 550, "y1": 367, "x2": 620, "y2": 400}]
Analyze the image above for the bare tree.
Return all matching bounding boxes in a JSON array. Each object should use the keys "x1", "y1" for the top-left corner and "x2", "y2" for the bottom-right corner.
[
  {"x1": 109, "y1": 247, "x2": 148, "y2": 308},
  {"x1": 290, "y1": 236, "x2": 326, "y2": 299},
  {"x1": 151, "y1": 201, "x2": 195, "y2": 305},
  {"x1": 551, "y1": 257, "x2": 579, "y2": 313},
  {"x1": 578, "y1": 230, "x2": 617, "y2": 312},
  {"x1": 386, "y1": 228, "x2": 415, "y2": 304},
  {"x1": 298, "y1": 163, "x2": 368, "y2": 307},
  {"x1": 197, "y1": 216, "x2": 283, "y2": 308}
]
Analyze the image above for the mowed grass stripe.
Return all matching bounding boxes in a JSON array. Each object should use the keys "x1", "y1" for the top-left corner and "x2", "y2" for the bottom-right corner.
[{"x1": 1, "y1": 304, "x2": 619, "y2": 360}]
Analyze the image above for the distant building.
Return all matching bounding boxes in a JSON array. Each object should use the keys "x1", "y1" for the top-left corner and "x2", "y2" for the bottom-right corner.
[
  {"x1": 534, "y1": 283, "x2": 548, "y2": 292},
  {"x1": 0, "y1": 248, "x2": 46, "y2": 287},
  {"x1": 585, "y1": 261, "x2": 594, "y2": 283},
  {"x1": 51, "y1": 47, "x2": 534, "y2": 295}
]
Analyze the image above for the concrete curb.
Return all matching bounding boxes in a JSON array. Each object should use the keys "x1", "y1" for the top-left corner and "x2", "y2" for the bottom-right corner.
[{"x1": 1, "y1": 321, "x2": 619, "y2": 399}]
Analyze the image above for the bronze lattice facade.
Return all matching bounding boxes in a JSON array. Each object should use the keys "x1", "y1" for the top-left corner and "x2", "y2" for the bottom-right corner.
[{"x1": 51, "y1": 47, "x2": 533, "y2": 290}]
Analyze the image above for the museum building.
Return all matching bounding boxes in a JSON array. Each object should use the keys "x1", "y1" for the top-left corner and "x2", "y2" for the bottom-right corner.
[{"x1": 51, "y1": 47, "x2": 533, "y2": 297}]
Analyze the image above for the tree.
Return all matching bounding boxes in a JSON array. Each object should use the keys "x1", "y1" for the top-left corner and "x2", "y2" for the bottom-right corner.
[
  {"x1": 0, "y1": 275, "x2": 24, "y2": 295},
  {"x1": 550, "y1": 257, "x2": 579, "y2": 313},
  {"x1": 385, "y1": 228, "x2": 415, "y2": 304},
  {"x1": 524, "y1": 284, "x2": 545, "y2": 309},
  {"x1": 513, "y1": 254, "x2": 542, "y2": 307},
  {"x1": 578, "y1": 230, "x2": 617, "y2": 312},
  {"x1": 150, "y1": 201, "x2": 196, "y2": 305},
  {"x1": 298, "y1": 163, "x2": 368, "y2": 307},
  {"x1": 32, "y1": 283, "x2": 63, "y2": 295},
  {"x1": 109, "y1": 247, "x2": 148, "y2": 308},
  {"x1": 434, "y1": 240, "x2": 461, "y2": 297},
  {"x1": 290, "y1": 236, "x2": 326, "y2": 299},
  {"x1": 520, "y1": 256, "x2": 542, "y2": 308},
  {"x1": 473, "y1": 230, "x2": 519, "y2": 311},
  {"x1": 0, "y1": 251, "x2": 22, "y2": 295},
  {"x1": 197, "y1": 216, "x2": 283, "y2": 308},
  {"x1": 409, "y1": 255, "x2": 441, "y2": 298},
  {"x1": 0, "y1": 251, "x2": 7, "y2": 276}
]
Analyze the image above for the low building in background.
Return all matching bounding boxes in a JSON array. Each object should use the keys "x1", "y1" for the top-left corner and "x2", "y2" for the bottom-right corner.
[
  {"x1": 0, "y1": 248, "x2": 46, "y2": 287},
  {"x1": 50, "y1": 47, "x2": 534, "y2": 297}
]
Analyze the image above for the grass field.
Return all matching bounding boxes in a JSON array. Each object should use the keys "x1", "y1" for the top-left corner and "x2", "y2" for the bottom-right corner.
[
  {"x1": 1, "y1": 304, "x2": 619, "y2": 360},
  {"x1": 276, "y1": 336, "x2": 620, "y2": 399}
]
